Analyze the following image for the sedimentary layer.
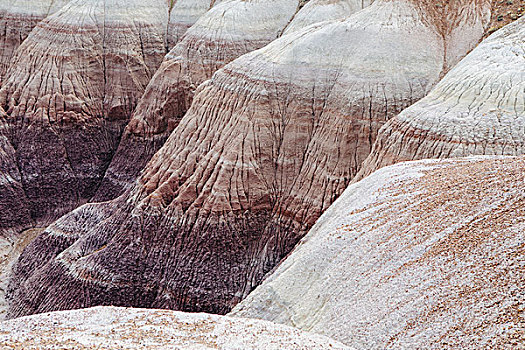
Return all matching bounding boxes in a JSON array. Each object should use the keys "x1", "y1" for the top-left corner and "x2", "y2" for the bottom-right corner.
[
  {"x1": 357, "y1": 17, "x2": 525, "y2": 179},
  {"x1": 232, "y1": 156, "x2": 525, "y2": 349},
  {"x1": 0, "y1": 306, "x2": 350, "y2": 349},
  {"x1": 7, "y1": 0, "x2": 491, "y2": 318}
]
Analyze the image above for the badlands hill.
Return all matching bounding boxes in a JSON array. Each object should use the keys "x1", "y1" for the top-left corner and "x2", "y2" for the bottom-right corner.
[
  {"x1": 95, "y1": 0, "x2": 375, "y2": 200},
  {"x1": 356, "y1": 16, "x2": 525, "y2": 179},
  {"x1": 233, "y1": 156, "x2": 525, "y2": 349},
  {"x1": 167, "y1": 0, "x2": 223, "y2": 49},
  {"x1": 0, "y1": 0, "x2": 209, "y2": 321},
  {"x1": 0, "y1": 306, "x2": 350, "y2": 349},
  {"x1": 0, "y1": 0, "x2": 227, "y2": 235},
  {"x1": 6, "y1": 0, "x2": 494, "y2": 319}
]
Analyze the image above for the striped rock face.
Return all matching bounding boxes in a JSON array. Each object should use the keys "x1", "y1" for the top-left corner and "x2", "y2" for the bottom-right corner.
[
  {"x1": 0, "y1": 306, "x2": 351, "y2": 349},
  {"x1": 0, "y1": 108, "x2": 36, "y2": 320},
  {"x1": 232, "y1": 156, "x2": 525, "y2": 349},
  {"x1": 357, "y1": 17, "x2": 525, "y2": 179},
  {"x1": 0, "y1": 0, "x2": 171, "y2": 229},
  {"x1": 6, "y1": 0, "x2": 491, "y2": 318},
  {"x1": 0, "y1": 0, "x2": 68, "y2": 85},
  {"x1": 0, "y1": 112, "x2": 31, "y2": 236},
  {"x1": 95, "y1": 0, "x2": 300, "y2": 200},
  {"x1": 283, "y1": 0, "x2": 374, "y2": 35}
]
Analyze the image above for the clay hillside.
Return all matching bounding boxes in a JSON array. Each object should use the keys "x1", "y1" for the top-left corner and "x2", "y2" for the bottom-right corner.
[
  {"x1": 0, "y1": 0, "x2": 522, "y2": 348},
  {"x1": 0, "y1": 0, "x2": 69, "y2": 84},
  {"x1": 94, "y1": 0, "x2": 303, "y2": 200},
  {"x1": 0, "y1": 0, "x2": 171, "y2": 231}
]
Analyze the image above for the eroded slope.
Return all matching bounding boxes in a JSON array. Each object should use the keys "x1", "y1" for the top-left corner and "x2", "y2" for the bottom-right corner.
[
  {"x1": 0, "y1": 0, "x2": 68, "y2": 84},
  {"x1": 0, "y1": 112, "x2": 31, "y2": 236},
  {"x1": 167, "y1": 0, "x2": 222, "y2": 49},
  {"x1": 283, "y1": 0, "x2": 374, "y2": 35},
  {"x1": 0, "y1": 0, "x2": 171, "y2": 229}
]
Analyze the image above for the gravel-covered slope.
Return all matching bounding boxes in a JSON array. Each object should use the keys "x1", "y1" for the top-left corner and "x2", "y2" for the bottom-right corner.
[
  {"x1": 233, "y1": 156, "x2": 525, "y2": 349},
  {"x1": 0, "y1": 306, "x2": 351, "y2": 349}
]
